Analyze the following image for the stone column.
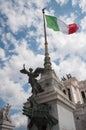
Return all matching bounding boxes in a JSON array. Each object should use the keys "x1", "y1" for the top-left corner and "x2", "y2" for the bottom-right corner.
[{"x1": 76, "y1": 87, "x2": 83, "y2": 104}]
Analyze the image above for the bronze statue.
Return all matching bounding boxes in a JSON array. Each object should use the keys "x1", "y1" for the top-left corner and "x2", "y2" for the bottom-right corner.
[
  {"x1": 66, "y1": 74, "x2": 72, "y2": 79},
  {"x1": 20, "y1": 65, "x2": 44, "y2": 95},
  {"x1": 23, "y1": 96, "x2": 58, "y2": 130},
  {"x1": 21, "y1": 65, "x2": 58, "y2": 130}
]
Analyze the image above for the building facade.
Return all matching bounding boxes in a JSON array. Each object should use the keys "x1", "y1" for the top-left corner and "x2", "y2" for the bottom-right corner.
[{"x1": 62, "y1": 75, "x2": 86, "y2": 130}]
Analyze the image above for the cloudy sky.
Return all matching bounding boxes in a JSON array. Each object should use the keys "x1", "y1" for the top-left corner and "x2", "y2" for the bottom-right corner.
[{"x1": 0, "y1": 0, "x2": 86, "y2": 129}]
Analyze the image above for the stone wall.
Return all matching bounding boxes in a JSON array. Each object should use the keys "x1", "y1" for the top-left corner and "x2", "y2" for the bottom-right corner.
[{"x1": 74, "y1": 103, "x2": 86, "y2": 130}]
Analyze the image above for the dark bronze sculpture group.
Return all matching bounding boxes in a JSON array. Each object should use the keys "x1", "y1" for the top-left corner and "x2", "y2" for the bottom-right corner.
[{"x1": 20, "y1": 65, "x2": 58, "y2": 130}]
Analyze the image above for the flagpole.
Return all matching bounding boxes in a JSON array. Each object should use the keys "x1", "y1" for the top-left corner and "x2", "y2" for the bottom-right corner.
[{"x1": 42, "y1": 8, "x2": 52, "y2": 70}]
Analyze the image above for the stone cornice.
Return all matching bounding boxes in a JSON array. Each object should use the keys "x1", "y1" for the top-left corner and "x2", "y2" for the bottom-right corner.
[{"x1": 35, "y1": 88, "x2": 76, "y2": 111}]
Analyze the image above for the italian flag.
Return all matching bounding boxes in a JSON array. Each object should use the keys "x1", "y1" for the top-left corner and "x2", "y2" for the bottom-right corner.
[{"x1": 45, "y1": 15, "x2": 79, "y2": 34}]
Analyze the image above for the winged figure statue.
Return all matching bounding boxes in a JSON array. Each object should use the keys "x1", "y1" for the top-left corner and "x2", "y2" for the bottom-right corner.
[{"x1": 20, "y1": 64, "x2": 44, "y2": 95}]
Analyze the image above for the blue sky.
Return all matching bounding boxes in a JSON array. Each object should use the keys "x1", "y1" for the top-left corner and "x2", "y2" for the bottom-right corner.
[{"x1": 0, "y1": 0, "x2": 86, "y2": 129}]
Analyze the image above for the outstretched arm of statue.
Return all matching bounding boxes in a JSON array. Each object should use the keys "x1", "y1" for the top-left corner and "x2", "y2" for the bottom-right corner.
[{"x1": 20, "y1": 64, "x2": 29, "y2": 75}]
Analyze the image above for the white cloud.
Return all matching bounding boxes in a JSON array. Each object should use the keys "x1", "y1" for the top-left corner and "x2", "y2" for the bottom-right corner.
[
  {"x1": 0, "y1": 38, "x2": 44, "y2": 109},
  {"x1": 72, "y1": 0, "x2": 86, "y2": 13},
  {"x1": 59, "y1": 13, "x2": 77, "y2": 24},
  {"x1": 0, "y1": 0, "x2": 51, "y2": 33},
  {"x1": 52, "y1": 55, "x2": 86, "y2": 81},
  {"x1": 29, "y1": 0, "x2": 51, "y2": 8},
  {"x1": 80, "y1": 16, "x2": 86, "y2": 31},
  {"x1": 11, "y1": 113, "x2": 27, "y2": 128},
  {"x1": 0, "y1": 74, "x2": 29, "y2": 109},
  {"x1": 55, "y1": 0, "x2": 69, "y2": 6},
  {"x1": 0, "y1": 48, "x2": 5, "y2": 59},
  {"x1": 72, "y1": 0, "x2": 78, "y2": 6},
  {"x1": 0, "y1": 0, "x2": 32, "y2": 32},
  {"x1": 79, "y1": 0, "x2": 86, "y2": 13}
]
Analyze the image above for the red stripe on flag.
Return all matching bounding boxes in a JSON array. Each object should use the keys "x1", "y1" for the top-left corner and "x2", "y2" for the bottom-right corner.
[{"x1": 68, "y1": 23, "x2": 79, "y2": 34}]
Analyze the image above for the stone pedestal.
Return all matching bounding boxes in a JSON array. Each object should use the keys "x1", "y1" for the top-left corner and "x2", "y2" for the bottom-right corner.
[
  {"x1": 0, "y1": 120, "x2": 14, "y2": 130},
  {"x1": 24, "y1": 70, "x2": 76, "y2": 130},
  {"x1": 36, "y1": 88, "x2": 76, "y2": 130}
]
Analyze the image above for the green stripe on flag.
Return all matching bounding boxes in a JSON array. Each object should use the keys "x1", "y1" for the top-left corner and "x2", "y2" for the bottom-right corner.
[{"x1": 45, "y1": 15, "x2": 60, "y2": 31}]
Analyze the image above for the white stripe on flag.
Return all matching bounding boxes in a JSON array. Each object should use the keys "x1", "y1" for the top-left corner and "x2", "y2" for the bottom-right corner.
[{"x1": 57, "y1": 19, "x2": 69, "y2": 34}]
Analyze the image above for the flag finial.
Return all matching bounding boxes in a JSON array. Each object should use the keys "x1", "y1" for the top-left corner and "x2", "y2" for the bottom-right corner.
[{"x1": 42, "y1": 8, "x2": 46, "y2": 13}]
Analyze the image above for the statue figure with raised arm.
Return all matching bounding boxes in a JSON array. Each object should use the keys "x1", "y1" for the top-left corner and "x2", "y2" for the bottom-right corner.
[
  {"x1": 0, "y1": 104, "x2": 11, "y2": 122},
  {"x1": 20, "y1": 64, "x2": 44, "y2": 95}
]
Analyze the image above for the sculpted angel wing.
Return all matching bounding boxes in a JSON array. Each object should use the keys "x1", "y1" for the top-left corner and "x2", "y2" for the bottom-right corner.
[{"x1": 33, "y1": 67, "x2": 44, "y2": 77}]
